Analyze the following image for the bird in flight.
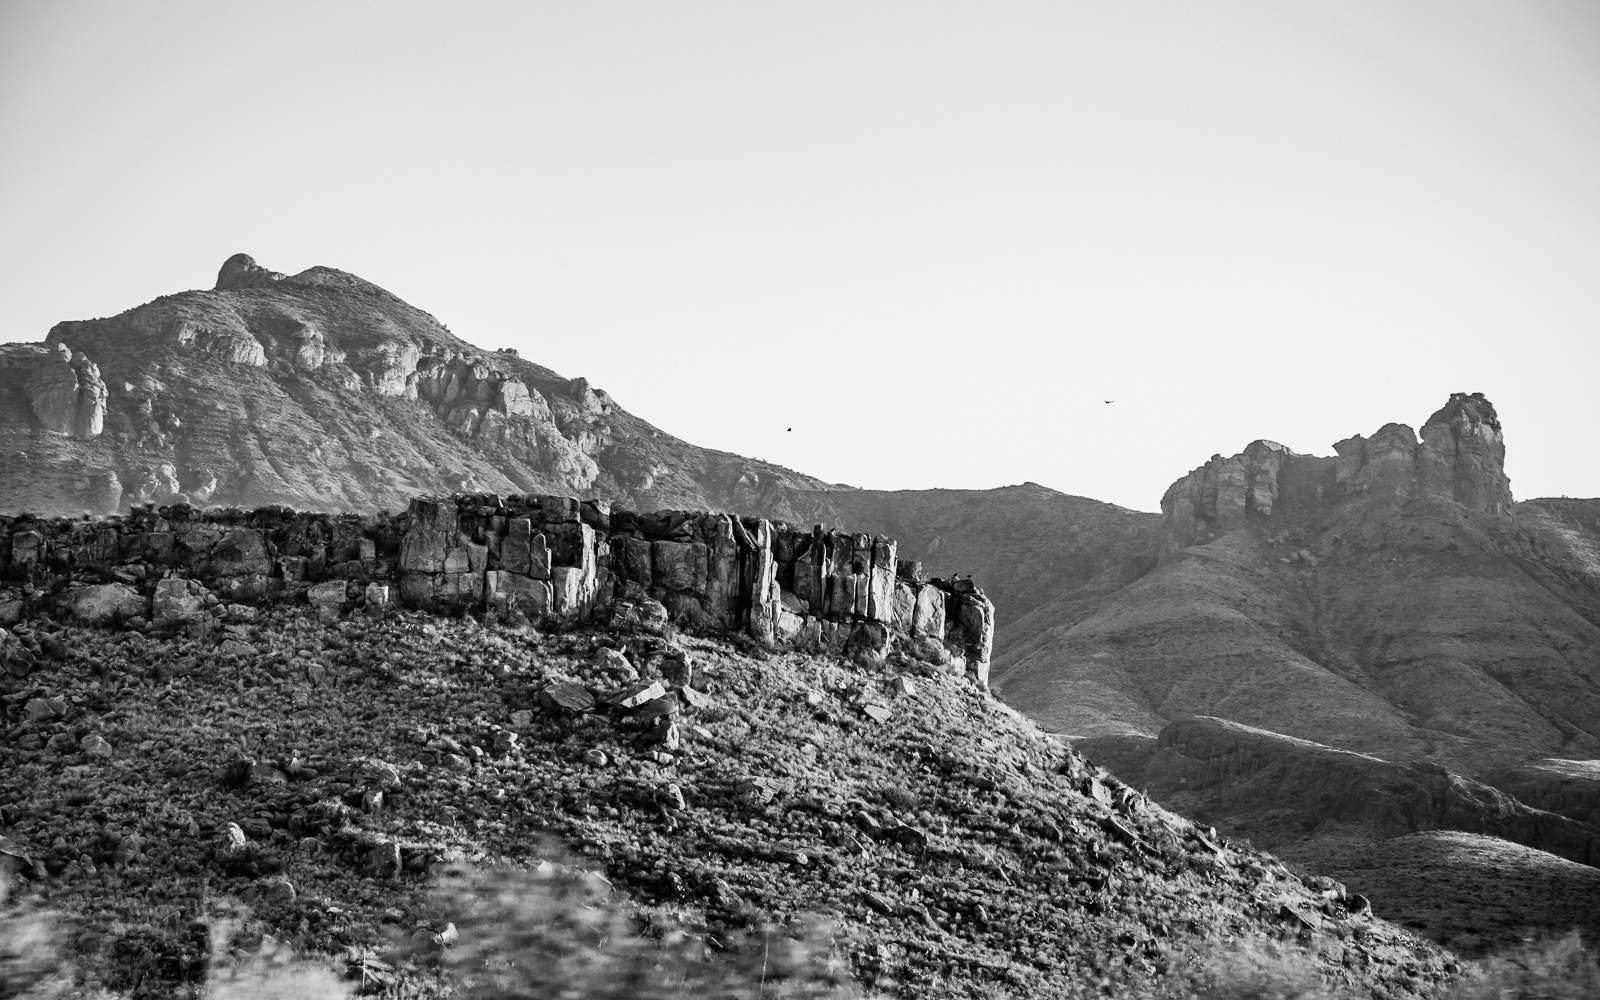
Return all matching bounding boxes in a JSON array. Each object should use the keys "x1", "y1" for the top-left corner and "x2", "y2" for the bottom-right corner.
[{"x1": 1104, "y1": 400, "x2": 1114, "y2": 404}]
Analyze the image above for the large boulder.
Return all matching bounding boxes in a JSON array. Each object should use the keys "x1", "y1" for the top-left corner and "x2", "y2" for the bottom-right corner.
[
  {"x1": 152, "y1": 578, "x2": 209, "y2": 626},
  {"x1": 62, "y1": 583, "x2": 147, "y2": 625}
]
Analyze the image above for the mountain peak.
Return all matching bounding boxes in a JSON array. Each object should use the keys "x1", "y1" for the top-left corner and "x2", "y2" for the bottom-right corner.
[{"x1": 214, "y1": 252, "x2": 285, "y2": 290}]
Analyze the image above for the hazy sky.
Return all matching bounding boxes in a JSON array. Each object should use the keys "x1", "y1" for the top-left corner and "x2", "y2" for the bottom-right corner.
[{"x1": 2, "y1": 1, "x2": 1597, "y2": 510}]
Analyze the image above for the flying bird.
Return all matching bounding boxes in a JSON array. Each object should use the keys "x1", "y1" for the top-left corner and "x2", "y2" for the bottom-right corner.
[{"x1": 1104, "y1": 400, "x2": 1114, "y2": 404}]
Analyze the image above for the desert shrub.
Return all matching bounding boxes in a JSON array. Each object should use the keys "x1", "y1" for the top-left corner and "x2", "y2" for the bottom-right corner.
[
  {"x1": 1156, "y1": 936, "x2": 1355, "y2": 1000},
  {"x1": 0, "y1": 874, "x2": 75, "y2": 999},
  {"x1": 424, "y1": 862, "x2": 863, "y2": 1000},
  {"x1": 1445, "y1": 930, "x2": 1600, "y2": 1000}
]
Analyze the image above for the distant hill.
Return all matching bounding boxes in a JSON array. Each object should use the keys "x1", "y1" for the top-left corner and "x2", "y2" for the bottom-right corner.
[{"x1": 991, "y1": 396, "x2": 1600, "y2": 941}]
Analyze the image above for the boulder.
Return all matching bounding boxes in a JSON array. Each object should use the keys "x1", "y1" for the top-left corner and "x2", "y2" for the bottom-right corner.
[
  {"x1": 152, "y1": 578, "x2": 209, "y2": 626},
  {"x1": 63, "y1": 583, "x2": 147, "y2": 625},
  {"x1": 307, "y1": 580, "x2": 349, "y2": 617}
]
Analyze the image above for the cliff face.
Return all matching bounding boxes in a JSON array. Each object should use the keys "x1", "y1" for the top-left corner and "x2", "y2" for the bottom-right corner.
[
  {"x1": 0, "y1": 491, "x2": 997, "y2": 685},
  {"x1": 23, "y1": 343, "x2": 107, "y2": 440},
  {"x1": 1158, "y1": 392, "x2": 1513, "y2": 556}
]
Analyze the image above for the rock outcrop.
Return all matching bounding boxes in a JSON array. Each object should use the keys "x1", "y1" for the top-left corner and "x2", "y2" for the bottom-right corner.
[
  {"x1": 0, "y1": 492, "x2": 997, "y2": 686},
  {"x1": 1158, "y1": 440, "x2": 1292, "y2": 552},
  {"x1": 1335, "y1": 392, "x2": 1512, "y2": 516},
  {"x1": 1157, "y1": 392, "x2": 1514, "y2": 555},
  {"x1": 214, "y1": 252, "x2": 285, "y2": 290},
  {"x1": 24, "y1": 344, "x2": 107, "y2": 439}
]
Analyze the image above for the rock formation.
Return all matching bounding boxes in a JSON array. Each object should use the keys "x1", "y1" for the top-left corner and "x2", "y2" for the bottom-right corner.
[
  {"x1": 1335, "y1": 392, "x2": 1512, "y2": 516},
  {"x1": 24, "y1": 344, "x2": 106, "y2": 439},
  {"x1": 1158, "y1": 392, "x2": 1514, "y2": 555},
  {"x1": 214, "y1": 252, "x2": 285, "y2": 290},
  {"x1": 1158, "y1": 440, "x2": 1292, "y2": 552},
  {"x1": 0, "y1": 491, "x2": 997, "y2": 686}
]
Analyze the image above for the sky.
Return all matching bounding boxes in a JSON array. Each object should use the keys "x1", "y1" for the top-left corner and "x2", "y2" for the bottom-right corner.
[{"x1": 2, "y1": 1, "x2": 1597, "y2": 511}]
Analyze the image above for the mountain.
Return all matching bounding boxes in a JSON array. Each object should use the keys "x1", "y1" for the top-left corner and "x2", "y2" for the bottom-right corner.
[
  {"x1": 990, "y1": 395, "x2": 1600, "y2": 945},
  {"x1": 993, "y1": 393, "x2": 1600, "y2": 770},
  {"x1": 0, "y1": 255, "x2": 1151, "y2": 634}
]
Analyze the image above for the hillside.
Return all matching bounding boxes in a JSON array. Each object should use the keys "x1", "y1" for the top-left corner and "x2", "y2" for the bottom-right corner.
[
  {"x1": 993, "y1": 397, "x2": 1600, "y2": 949},
  {"x1": 0, "y1": 501, "x2": 1454, "y2": 999}
]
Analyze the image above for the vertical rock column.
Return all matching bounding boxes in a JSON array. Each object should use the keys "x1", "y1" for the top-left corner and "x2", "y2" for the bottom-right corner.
[
  {"x1": 485, "y1": 516, "x2": 553, "y2": 615},
  {"x1": 398, "y1": 497, "x2": 483, "y2": 610},
  {"x1": 942, "y1": 582, "x2": 996, "y2": 688},
  {"x1": 732, "y1": 516, "x2": 779, "y2": 643}
]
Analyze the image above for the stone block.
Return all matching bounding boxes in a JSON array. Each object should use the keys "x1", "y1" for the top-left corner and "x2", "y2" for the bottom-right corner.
[
  {"x1": 399, "y1": 497, "x2": 459, "y2": 573},
  {"x1": 486, "y1": 571, "x2": 552, "y2": 615},
  {"x1": 613, "y1": 536, "x2": 651, "y2": 587},
  {"x1": 11, "y1": 531, "x2": 43, "y2": 569},
  {"x1": 551, "y1": 566, "x2": 589, "y2": 615},
  {"x1": 548, "y1": 522, "x2": 595, "y2": 571},
  {"x1": 541, "y1": 496, "x2": 581, "y2": 524},
  {"x1": 891, "y1": 582, "x2": 916, "y2": 632},
  {"x1": 651, "y1": 540, "x2": 708, "y2": 594},
  {"x1": 913, "y1": 585, "x2": 945, "y2": 638},
  {"x1": 502, "y1": 518, "x2": 533, "y2": 574},
  {"x1": 66, "y1": 583, "x2": 147, "y2": 624},
  {"x1": 153, "y1": 577, "x2": 208, "y2": 625},
  {"x1": 307, "y1": 580, "x2": 349, "y2": 607}
]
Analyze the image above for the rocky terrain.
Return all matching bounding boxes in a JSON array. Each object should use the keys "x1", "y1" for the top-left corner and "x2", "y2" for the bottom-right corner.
[{"x1": 0, "y1": 496, "x2": 1458, "y2": 999}]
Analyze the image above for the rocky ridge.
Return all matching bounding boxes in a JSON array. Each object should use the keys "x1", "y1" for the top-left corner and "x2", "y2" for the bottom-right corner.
[{"x1": 0, "y1": 492, "x2": 997, "y2": 687}]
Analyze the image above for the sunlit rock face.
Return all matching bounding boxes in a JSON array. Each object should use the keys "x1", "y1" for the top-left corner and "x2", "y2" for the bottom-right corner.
[{"x1": 25, "y1": 343, "x2": 107, "y2": 439}]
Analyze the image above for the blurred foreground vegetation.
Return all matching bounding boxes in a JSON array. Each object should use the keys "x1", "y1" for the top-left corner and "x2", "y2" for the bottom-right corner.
[{"x1": 5, "y1": 863, "x2": 1599, "y2": 1000}]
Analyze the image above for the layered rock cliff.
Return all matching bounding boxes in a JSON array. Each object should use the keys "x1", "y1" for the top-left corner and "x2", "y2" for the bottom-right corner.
[{"x1": 0, "y1": 491, "x2": 997, "y2": 685}]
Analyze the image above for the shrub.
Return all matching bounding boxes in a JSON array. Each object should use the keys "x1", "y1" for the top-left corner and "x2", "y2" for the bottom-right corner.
[
  {"x1": 424, "y1": 862, "x2": 863, "y2": 1000},
  {"x1": 1445, "y1": 930, "x2": 1600, "y2": 1000},
  {"x1": 0, "y1": 874, "x2": 74, "y2": 999}
]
